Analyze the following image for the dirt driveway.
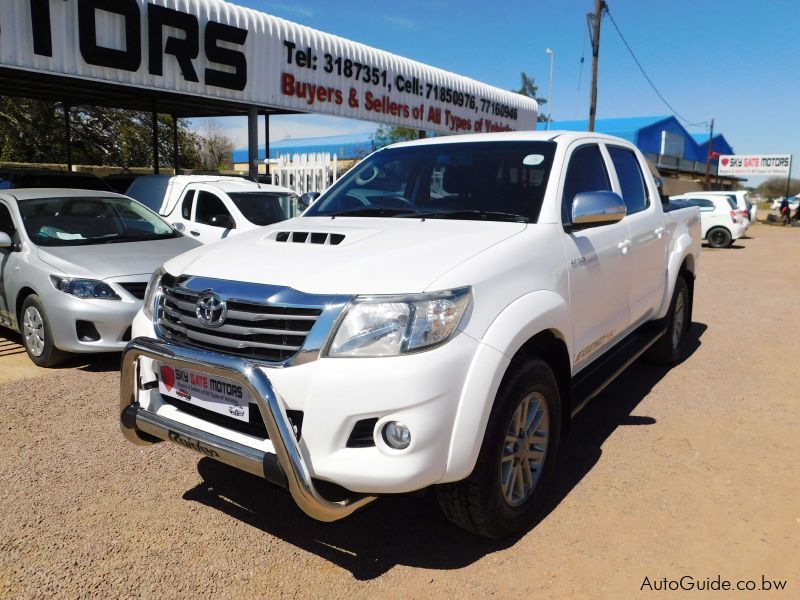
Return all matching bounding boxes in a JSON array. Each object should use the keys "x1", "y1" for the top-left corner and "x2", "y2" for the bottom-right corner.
[{"x1": 1, "y1": 223, "x2": 798, "y2": 598}]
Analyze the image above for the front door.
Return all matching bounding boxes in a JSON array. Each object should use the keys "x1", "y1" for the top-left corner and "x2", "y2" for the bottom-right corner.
[
  {"x1": 606, "y1": 144, "x2": 668, "y2": 325},
  {"x1": 190, "y1": 191, "x2": 236, "y2": 244},
  {"x1": 0, "y1": 201, "x2": 19, "y2": 328},
  {"x1": 560, "y1": 144, "x2": 631, "y2": 371}
]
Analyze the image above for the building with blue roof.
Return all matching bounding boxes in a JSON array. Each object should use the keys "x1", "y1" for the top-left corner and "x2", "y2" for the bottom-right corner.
[
  {"x1": 548, "y1": 115, "x2": 740, "y2": 192},
  {"x1": 232, "y1": 133, "x2": 374, "y2": 165}
]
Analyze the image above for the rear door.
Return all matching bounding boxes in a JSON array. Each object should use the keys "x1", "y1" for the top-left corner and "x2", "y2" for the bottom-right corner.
[
  {"x1": 606, "y1": 144, "x2": 668, "y2": 326},
  {"x1": 189, "y1": 190, "x2": 236, "y2": 244},
  {"x1": 560, "y1": 143, "x2": 631, "y2": 371}
]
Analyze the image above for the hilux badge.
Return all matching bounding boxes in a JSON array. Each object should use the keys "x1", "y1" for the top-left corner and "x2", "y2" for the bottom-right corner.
[{"x1": 196, "y1": 291, "x2": 227, "y2": 328}]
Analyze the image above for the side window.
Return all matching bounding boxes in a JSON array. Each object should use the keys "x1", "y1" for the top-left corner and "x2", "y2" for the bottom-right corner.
[
  {"x1": 562, "y1": 145, "x2": 611, "y2": 224},
  {"x1": 608, "y1": 146, "x2": 648, "y2": 215},
  {"x1": 195, "y1": 191, "x2": 232, "y2": 227},
  {"x1": 0, "y1": 203, "x2": 15, "y2": 235},
  {"x1": 685, "y1": 198, "x2": 714, "y2": 211},
  {"x1": 181, "y1": 190, "x2": 195, "y2": 219}
]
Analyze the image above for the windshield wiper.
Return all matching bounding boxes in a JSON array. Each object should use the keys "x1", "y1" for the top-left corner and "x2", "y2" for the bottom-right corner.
[
  {"x1": 323, "y1": 207, "x2": 413, "y2": 218},
  {"x1": 400, "y1": 210, "x2": 530, "y2": 223},
  {"x1": 95, "y1": 234, "x2": 172, "y2": 244}
]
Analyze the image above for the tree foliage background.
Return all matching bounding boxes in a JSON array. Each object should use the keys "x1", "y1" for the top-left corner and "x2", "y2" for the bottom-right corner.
[
  {"x1": 513, "y1": 72, "x2": 549, "y2": 123},
  {"x1": 755, "y1": 177, "x2": 800, "y2": 199},
  {"x1": 0, "y1": 97, "x2": 211, "y2": 170}
]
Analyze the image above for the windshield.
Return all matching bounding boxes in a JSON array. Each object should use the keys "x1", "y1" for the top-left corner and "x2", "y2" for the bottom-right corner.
[
  {"x1": 305, "y1": 141, "x2": 556, "y2": 223},
  {"x1": 18, "y1": 196, "x2": 177, "y2": 247},
  {"x1": 228, "y1": 192, "x2": 297, "y2": 225}
]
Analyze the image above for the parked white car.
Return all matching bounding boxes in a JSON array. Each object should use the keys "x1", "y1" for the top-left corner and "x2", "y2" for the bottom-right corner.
[
  {"x1": 770, "y1": 196, "x2": 799, "y2": 211},
  {"x1": 126, "y1": 175, "x2": 299, "y2": 244},
  {"x1": 0, "y1": 189, "x2": 199, "y2": 366},
  {"x1": 669, "y1": 194, "x2": 745, "y2": 248},
  {"x1": 696, "y1": 190, "x2": 754, "y2": 228},
  {"x1": 120, "y1": 131, "x2": 701, "y2": 538}
]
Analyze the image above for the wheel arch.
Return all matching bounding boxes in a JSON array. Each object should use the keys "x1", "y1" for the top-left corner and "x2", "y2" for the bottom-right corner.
[
  {"x1": 443, "y1": 290, "x2": 573, "y2": 482},
  {"x1": 15, "y1": 286, "x2": 38, "y2": 326}
]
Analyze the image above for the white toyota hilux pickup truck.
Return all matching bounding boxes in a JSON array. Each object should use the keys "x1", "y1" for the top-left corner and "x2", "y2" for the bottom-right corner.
[{"x1": 120, "y1": 131, "x2": 701, "y2": 538}]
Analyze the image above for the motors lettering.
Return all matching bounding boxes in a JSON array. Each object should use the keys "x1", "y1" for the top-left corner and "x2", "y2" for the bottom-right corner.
[
  {"x1": 27, "y1": 0, "x2": 248, "y2": 90},
  {"x1": 168, "y1": 431, "x2": 219, "y2": 457},
  {"x1": 172, "y1": 367, "x2": 244, "y2": 399}
]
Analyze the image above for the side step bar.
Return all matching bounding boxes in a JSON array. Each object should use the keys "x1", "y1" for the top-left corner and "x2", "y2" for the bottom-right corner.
[
  {"x1": 120, "y1": 337, "x2": 376, "y2": 522},
  {"x1": 571, "y1": 322, "x2": 666, "y2": 416}
]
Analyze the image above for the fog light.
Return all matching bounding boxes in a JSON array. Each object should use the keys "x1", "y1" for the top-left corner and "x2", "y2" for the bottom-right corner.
[{"x1": 382, "y1": 421, "x2": 411, "y2": 450}]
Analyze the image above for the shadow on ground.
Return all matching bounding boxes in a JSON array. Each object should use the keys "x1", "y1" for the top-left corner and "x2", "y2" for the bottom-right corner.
[
  {"x1": 183, "y1": 323, "x2": 707, "y2": 580},
  {"x1": 0, "y1": 329, "x2": 120, "y2": 372}
]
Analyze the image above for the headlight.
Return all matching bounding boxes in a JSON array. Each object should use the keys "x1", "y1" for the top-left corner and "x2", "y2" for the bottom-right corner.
[
  {"x1": 326, "y1": 287, "x2": 471, "y2": 357},
  {"x1": 50, "y1": 276, "x2": 119, "y2": 299},
  {"x1": 142, "y1": 267, "x2": 165, "y2": 319}
]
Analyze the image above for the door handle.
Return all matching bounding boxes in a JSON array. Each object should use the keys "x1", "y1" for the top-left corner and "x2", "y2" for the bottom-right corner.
[
  {"x1": 190, "y1": 231, "x2": 200, "y2": 237},
  {"x1": 617, "y1": 240, "x2": 631, "y2": 254},
  {"x1": 654, "y1": 226, "x2": 665, "y2": 239}
]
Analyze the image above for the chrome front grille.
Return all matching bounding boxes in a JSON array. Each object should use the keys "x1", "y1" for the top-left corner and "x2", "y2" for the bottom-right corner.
[{"x1": 155, "y1": 274, "x2": 350, "y2": 365}]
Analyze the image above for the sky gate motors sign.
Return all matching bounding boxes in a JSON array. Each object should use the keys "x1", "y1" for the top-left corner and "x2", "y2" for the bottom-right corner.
[
  {"x1": 0, "y1": 0, "x2": 538, "y2": 134},
  {"x1": 717, "y1": 154, "x2": 792, "y2": 177}
]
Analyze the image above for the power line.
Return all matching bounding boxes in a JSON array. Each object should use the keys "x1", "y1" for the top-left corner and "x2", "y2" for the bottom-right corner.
[{"x1": 604, "y1": 6, "x2": 707, "y2": 129}]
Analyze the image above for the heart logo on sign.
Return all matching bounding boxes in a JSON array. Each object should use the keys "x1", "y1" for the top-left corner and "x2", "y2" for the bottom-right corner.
[
  {"x1": 160, "y1": 365, "x2": 175, "y2": 391},
  {"x1": 721, "y1": 158, "x2": 729, "y2": 166}
]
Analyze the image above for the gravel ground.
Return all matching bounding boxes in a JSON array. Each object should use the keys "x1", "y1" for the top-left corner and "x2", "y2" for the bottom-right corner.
[{"x1": 1, "y1": 223, "x2": 798, "y2": 598}]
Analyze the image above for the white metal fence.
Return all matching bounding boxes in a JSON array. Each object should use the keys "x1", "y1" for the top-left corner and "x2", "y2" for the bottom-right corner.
[{"x1": 272, "y1": 153, "x2": 339, "y2": 196}]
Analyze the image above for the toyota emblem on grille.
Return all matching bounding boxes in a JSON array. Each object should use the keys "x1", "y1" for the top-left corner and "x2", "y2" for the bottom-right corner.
[{"x1": 196, "y1": 291, "x2": 227, "y2": 328}]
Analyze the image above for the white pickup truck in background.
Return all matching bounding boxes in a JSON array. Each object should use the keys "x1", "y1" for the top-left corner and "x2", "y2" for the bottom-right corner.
[
  {"x1": 126, "y1": 175, "x2": 299, "y2": 244},
  {"x1": 120, "y1": 131, "x2": 701, "y2": 539}
]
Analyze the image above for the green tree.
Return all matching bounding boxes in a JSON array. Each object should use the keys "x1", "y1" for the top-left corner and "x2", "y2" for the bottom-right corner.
[
  {"x1": 371, "y1": 125, "x2": 422, "y2": 151},
  {"x1": 756, "y1": 177, "x2": 800, "y2": 199},
  {"x1": 0, "y1": 97, "x2": 200, "y2": 169},
  {"x1": 513, "y1": 72, "x2": 549, "y2": 123}
]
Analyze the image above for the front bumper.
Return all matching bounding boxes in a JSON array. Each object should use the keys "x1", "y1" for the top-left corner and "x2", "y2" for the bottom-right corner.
[
  {"x1": 120, "y1": 337, "x2": 375, "y2": 522},
  {"x1": 45, "y1": 290, "x2": 140, "y2": 353}
]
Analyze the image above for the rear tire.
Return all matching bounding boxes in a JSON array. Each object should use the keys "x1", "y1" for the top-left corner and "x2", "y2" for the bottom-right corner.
[
  {"x1": 645, "y1": 276, "x2": 689, "y2": 366},
  {"x1": 436, "y1": 358, "x2": 561, "y2": 539},
  {"x1": 707, "y1": 227, "x2": 732, "y2": 248},
  {"x1": 20, "y1": 295, "x2": 67, "y2": 368}
]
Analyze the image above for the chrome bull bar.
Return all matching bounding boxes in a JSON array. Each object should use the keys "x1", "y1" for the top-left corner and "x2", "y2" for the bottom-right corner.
[{"x1": 119, "y1": 337, "x2": 376, "y2": 522}]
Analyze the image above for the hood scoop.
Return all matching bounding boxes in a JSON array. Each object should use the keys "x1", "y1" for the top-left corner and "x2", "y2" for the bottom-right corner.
[{"x1": 274, "y1": 231, "x2": 345, "y2": 245}]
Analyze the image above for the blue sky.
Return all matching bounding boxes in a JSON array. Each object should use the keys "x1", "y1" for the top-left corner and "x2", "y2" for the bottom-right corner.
[{"x1": 202, "y1": 0, "x2": 800, "y2": 185}]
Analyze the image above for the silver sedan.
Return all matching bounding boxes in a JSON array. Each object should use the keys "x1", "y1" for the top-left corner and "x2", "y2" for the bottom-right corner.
[{"x1": 0, "y1": 189, "x2": 200, "y2": 366}]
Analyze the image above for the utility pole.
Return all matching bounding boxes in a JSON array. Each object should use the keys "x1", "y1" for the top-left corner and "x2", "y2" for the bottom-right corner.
[
  {"x1": 704, "y1": 118, "x2": 714, "y2": 189},
  {"x1": 588, "y1": 0, "x2": 606, "y2": 132}
]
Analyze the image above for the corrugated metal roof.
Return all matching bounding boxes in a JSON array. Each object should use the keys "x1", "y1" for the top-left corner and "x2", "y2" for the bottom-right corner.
[
  {"x1": 546, "y1": 116, "x2": 671, "y2": 142},
  {"x1": 233, "y1": 133, "x2": 374, "y2": 162}
]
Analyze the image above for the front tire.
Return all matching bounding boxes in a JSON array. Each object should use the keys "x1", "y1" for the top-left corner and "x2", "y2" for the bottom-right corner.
[
  {"x1": 707, "y1": 227, "x2": 732, "y2": 248},
  {"x1": 436, "y1": 358, "x2": 561, "y2": 539},
  {"x1": 20, "y1": 295, "x2": 67, "y2": 368}
]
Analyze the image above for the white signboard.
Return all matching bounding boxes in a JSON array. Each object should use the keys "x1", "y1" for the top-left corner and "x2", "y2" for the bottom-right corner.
[
  {"x1": 717, "y1": 154, "x2": 792, "y2": 176},
  {"x1": 0, "y1": 0, "x2": 538, "y2": 134}
]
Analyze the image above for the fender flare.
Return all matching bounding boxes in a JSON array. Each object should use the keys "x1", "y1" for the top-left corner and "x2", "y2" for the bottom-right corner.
[
  {"x1": 656, "y1": 233, "x2": 695, "y2": 319},
  {"x1": 443, "y1": 290, "x2": 572, "y2": 482}
]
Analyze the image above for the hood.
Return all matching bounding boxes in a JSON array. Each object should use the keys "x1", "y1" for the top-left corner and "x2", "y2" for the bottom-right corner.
[
  {"x1": 164, "y1": 217, "x2": 526, "y2": 294},
  {"x1": 37, "y1": 236, "x2": 201, "y2": 279}
]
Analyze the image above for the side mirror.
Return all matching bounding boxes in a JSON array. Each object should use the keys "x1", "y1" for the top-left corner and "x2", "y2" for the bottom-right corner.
[
  {"x1": 570, "y1": 191, "x2": 626, "y2": 228},
  {"x1": 171, "y1": 222, "x2": 186, "y2": 232},
  {"x1": 0, "y1": 231, "x2": 12, "y2": 249},
  {"x1": 299, "y1": 191, "x2": 321, "y2": 210},
  {"x1": 210, "y1": 214, "x2": 235, "y2": 229}
]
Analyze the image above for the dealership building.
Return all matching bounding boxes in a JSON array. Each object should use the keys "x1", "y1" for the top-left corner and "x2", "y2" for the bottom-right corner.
[{"x1": 0, "y1": 0, "x2": 538, "y2": 178}]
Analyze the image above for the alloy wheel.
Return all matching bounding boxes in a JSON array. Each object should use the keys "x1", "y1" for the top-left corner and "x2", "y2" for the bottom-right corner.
[{"x1": 500, "y1": 391, "x2": 550, "y2": 506}]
